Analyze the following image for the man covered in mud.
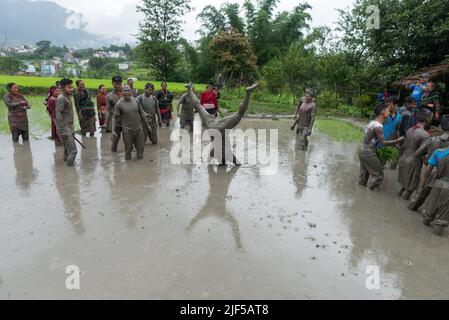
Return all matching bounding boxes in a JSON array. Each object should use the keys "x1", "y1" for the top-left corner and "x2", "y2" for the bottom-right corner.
[
  {"x1": 421, "y1": 146, "x2": 449, "y2": 234},
  {"x1": 359, "y1": 103, "x2": 404, "y2": 191},
  {"x1": 137, "y1": 83, "x2": 162, "y2": 144},
  {"x1": 409, "y1": 115, "x2": 449, "y2": 211},
  {"x1": 155, "y1": 81, "x2": 174, "y2": 127},
  {"x1": 398, "y1": 96, "x2": 417, "y2": 137},
  {"x1": 74, "y1": 80, "x2": 96, "y2": 137},
  {"x1": 56, "y1": 78, "x2": 77, "y2": 167},
  {"x1": 292, "y1": 91, "x2": 317, "y2": 150},
  {"x1": 103, "y1": 76, "x2": 123, "y2": 151},
  {"x1": 397, "y1": 109, "x2": 431, "y2": 200},
  {"x1": 127, "y1": 78, "x2": 139, "y2": 97},
  {"x1": 3, "y1": 83, "x2": 31, "y2": 143},
  {"x1": 186, "y1": 82, "x2": 258, "y2": 165},
  {"x1": 113, "y1": 85, "x2": 148, "y2": 160},
  {"x1": 177, "y1": 85, "x2": 196, "y2": 133}
]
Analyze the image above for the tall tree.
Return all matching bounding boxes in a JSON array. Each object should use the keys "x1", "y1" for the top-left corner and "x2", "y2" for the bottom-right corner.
[
  {"x1": 209, "y1": 29, "x2": 258, "y2": 85},
  {"x1": 137, "y1": 0, "x2": 191, "y2": 80}
]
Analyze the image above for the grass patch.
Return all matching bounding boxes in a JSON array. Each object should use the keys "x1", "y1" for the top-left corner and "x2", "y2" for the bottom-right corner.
[
  {"x1": 0, "y1": 74, "x2": 207, "y2": 93},
  {"x1": 314, "y1": 118, "x2": 363, "y2": 142}
]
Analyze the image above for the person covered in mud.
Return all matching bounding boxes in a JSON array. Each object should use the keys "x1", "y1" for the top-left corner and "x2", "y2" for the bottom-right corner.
[
  {"x1": 113, "y1": 84, "x2": 148, "y2": 160},
  {"x1": 185, "y1": 82, "x2": 259, "y2": 165},
  {"x1": 398, "y1": 96, "x2": 417, "y2": 137},
  {"x1": 3, "y1": 83, "x2": 31, "y2": 143},
  {"x1": 103, "y1": 76, "x2": 123, "y2": 150},
  {"x1": 96, "y1": 84, "x2": 108, "y2": 127},
  {"x1": 47, "y1": 86, "x2": 62, "y2": 146},
  {"x1": 137, "y1": 83, "x2": 162, "y2": 145},
  {"x1": 397, "y1": 109, "x2": 431, "y2": 200},
  {"x1": 418, "y1": 82, "x2": 441, "y2": 126},
  {"x1": 409, "y1": 115, "x2": 449, "y2": 211},
  {"x1": 155, "y1": 81, "x2": 174, "y2": 127},
  {"x1": 56, "y1": 78, "x2": 78, "y2": 167},
  {"x1": 127, "y1": 78, "x2": 139, "y2": 97},
  {"x1": 177, "y1": 85, "x2": 196, "y2": 133},
  {"x1": 421, "y1": 146, "x2": 449, "y2": 234},
  {"x1": 291, "y1": 91, "x2": 317, "y2": 150},
  {"x1": 73, "y1": 80, "x2": 97, "y2": 137},
  {"x1": 358, "y1": 103, "x2": 404, "y2": 191}
]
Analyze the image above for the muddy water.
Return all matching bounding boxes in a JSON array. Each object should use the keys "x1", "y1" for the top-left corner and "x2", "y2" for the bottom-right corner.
[{"x1": 0, "y1": 117, "x2": 448, "y2": 300}]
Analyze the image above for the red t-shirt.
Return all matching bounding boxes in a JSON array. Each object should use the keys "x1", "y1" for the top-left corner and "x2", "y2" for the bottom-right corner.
[{"x1": 200, "y1": 91, "x2": 218, "y2": 108}]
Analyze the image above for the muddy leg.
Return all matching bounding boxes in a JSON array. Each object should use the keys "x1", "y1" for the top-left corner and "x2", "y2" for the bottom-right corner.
[
  {"x1": 135, "y1": 129, "x2": 145, "y2": 160},
  {"x1": 123, "y1": 129, "x2": 134, "y2": 160},
  {"x1": 237, "y1": 83, "x2": 258, "y2": 117},
  {"x1": 11, "y1": 128, "x2": 20, "y2": 143},
  {"x1": 402, "y1": 190, "x2": 413, "y2": 200},
  {"x1": 22, "y1": 129, "x2": 29, "y2": 142},
  {"x1": 359, "y1": 160, "x2": 369, "y2": 186},
  {"x1": 408, "y1": 186, "x2": 432, "y2": 211},
  {"x1": 186, "y1": 83, "x2": 215, "y2": 126},
  {"x1": 111, "y1": 126, "x2": 122, "y2": 152},
  {"x1": 64, "y1": 135, "x2": 78, "y2": 166}
]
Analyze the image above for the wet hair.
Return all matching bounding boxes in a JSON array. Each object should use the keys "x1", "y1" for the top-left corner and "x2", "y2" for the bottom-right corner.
[
  {"x1": 441, "y1": 115, "x2": 449, "y2": 131},
  {"x1": 98, "y1": 84, "x2": 105, "y2": 90},
  {"x1": 161, "y1": 81, "x2": 167, "y2": 86},
  {"x1": 386, "y1": 95, "x2": 399, "y2": 105},
  {"x1": 6, "y1": 82, "x2": 16, "y2": 91},
  {"x1": 374, "y1": 103, "x2": 388, "y2": 117},
  {"x1": 55, "y1": 81, "x2": 60, "y2": 86},
  {"x1": 145, "y1": 83, "x2": 154, "y2": 90},
  {"x1": 60, "y1": 78, "x2": 73, "y2": 88},
  {"x1": 122, "y1": 84, "x2": 131, "y2": 91},
  {"x1": 75, "y1": 79, "x2": 83, "y2": 86},
  {"x1": 404, "y1": 96, "x2": 416, "y2": 104},
  {"x1": 112, "y1": 75, "x2": 122, "y2": 83},
  {"x1": 415, "y1": 109, "x2": 431, "y2": 123}
]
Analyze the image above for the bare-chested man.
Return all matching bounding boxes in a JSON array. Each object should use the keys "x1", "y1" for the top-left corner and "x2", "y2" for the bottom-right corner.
[
  {"x1": 56, "y1": 78, "x2": 77, "y2": 166},
  {"x1": 113, "y1": 85, "x2": 148, "y2": 160},
  {"x1": 137, "y1": 83, "x2": 162, "y2": 144},
  {"x1": 186, "y1": 82, "x2": 258, "y2": 165},
  {"x1": 103, "y1": 76, "x2": 123, "y2": 151}
]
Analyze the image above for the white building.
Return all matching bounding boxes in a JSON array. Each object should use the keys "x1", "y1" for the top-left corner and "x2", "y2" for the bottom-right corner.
[{"x1": 119, "y1": 63, "x2": 129, "y2": 71}]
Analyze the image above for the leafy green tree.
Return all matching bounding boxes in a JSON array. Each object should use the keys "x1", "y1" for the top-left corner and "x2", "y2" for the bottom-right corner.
[
  {"x1": 209, "y1": 29, "x2": 258, "y2": 85},
  {"x1": 137, "y1": 0, "x2": 191, "y2": 80},
  {"x1": 0, "y1": 57, "x2": 26, "y2": 75}
]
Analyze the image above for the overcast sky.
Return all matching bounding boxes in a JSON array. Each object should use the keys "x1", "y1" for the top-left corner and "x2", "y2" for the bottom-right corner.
[{"x1": 37, "y1": 0, "x2": 354, "y2": 43}]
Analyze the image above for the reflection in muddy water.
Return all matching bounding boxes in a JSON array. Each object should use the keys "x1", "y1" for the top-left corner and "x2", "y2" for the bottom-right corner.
[
  {"x1": 53, "y1": 157, "x2": 84, "y2": 234},
  {"x1": 187, "y1": 165, "x2": 242, "y2": 249},
  {"x1": 13, "y1": 142, "x2": 38, "y2": 192},
  {"x1": 1, "y1": 119, "x2": 449, "y2": 299}
]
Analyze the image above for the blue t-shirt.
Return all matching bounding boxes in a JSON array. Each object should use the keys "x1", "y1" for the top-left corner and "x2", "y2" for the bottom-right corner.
[
  {"x1": 410, "y1": 84, "x2": 426, "y2": 103},
  {"x1": 383, "y1": 113, "x2": 401, "y2": 140},
  {"x1": 428, "y1": 148, "x2": 449, "y2": 167}
]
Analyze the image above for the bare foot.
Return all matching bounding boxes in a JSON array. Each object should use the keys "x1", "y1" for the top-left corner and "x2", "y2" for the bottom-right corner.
[{"x1": 246, "y1": 83, "x2": 259, "y2": 93}]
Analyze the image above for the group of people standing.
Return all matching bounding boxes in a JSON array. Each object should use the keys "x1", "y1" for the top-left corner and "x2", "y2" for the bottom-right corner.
[
  {"x1": 3, "y1": 75, "x2": 226, "y2": 166},
  {"x1": 359, "y1": 75, "x2": 449, "y2": 236}
]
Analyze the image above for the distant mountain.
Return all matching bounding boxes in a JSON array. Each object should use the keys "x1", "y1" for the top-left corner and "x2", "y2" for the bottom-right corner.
[{"x1": 0, "y1": 0, "x2": 116, "y2": 48}]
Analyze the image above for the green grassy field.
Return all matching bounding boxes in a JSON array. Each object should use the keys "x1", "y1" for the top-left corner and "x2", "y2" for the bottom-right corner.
[
  {"x1": 314, "y1": 118, "x2": 363, "y2": 142},
  {"x1": 0, "y1": 75, "x2": 207, "y2": 92}
]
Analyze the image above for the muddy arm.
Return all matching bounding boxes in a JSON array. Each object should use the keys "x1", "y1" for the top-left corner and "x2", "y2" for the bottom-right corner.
[
  {"x1": 104, "y1": 96, "x2": 114, "y2": 128},
  {"x1": 3, "y1": 95, "x2": 26, "y2": 111},
  {"x1": 309, "y1": 105, "x2": 317, "y2": 134},
  {"x1": 375, "y1": 126, "x2": 403, "y2": 147}
]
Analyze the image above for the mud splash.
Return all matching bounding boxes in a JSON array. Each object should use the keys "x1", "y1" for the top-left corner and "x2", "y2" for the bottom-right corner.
[{"x1": 0, "y1": 117, "x2": 448, "y2": 299}]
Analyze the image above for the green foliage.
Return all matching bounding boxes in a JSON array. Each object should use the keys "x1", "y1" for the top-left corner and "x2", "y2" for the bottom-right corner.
[
  {"x1": 209, "y1": 29, "x2": 258, "y2": 85},
  {"x1": 377, "y1": 146, "x2": 400, "y2": 163},
  {"x1": 0, "y1": 57, "x2": 26, "y2": 75},
  {"x1": 137, "y1": 0, "x2": 192, "y2": 80},
  {"x1": 316, "y1": 90, "x2": 344, "y2": 109}
]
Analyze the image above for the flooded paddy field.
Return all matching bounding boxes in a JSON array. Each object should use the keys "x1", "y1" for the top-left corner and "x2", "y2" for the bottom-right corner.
[{"x1": 1, "y1": 118, "x2": 448, "y2": 300}]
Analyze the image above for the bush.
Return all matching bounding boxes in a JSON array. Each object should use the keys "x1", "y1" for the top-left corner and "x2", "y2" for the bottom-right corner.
[{"x1": 316, "y1": 90, "x2": 344, "y2": 109}]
